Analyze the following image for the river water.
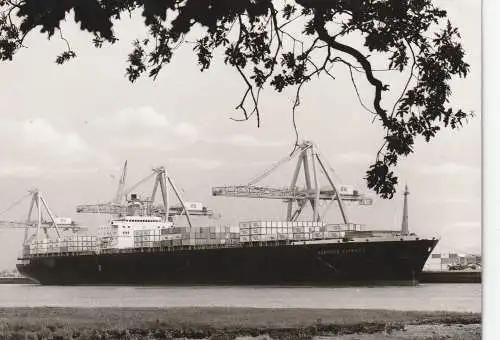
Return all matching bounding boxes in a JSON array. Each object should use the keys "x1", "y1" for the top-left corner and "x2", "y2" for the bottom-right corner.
[{"x1": 0, "y1": 283, "x2": 481, "y2": 312}]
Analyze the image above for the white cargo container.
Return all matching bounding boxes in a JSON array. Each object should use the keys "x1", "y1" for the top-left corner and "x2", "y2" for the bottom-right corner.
[
  {"x1": 184, "y1": 202, "x2": 204, "y2": 211},
  {"x1": 160, "y1": 234, "x2": 182, "y2": 241},
  {"x1": 312, "y1": 232, "x2": 324, "y2": 239},
  {"x1": 325, "y1": 224, "x2": 343, "y2": 232},
  {"x1": 277, "y1": 233, "x2": 289, "y2": 240},
  {"x1": 251, "y1": 235, "x2": 262, "y2": 241},
  {"x1": 339, "y1": 185, "x2": 355, "y2": 195},
  {"x1": 54, "y1": 217, "x2": 72, "y2": 225},
  {"x1": 325, "y1": 231, "x2": 346, "y2": 239}
]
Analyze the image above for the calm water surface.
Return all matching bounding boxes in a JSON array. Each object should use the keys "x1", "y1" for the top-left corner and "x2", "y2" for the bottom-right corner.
[{"x1": 0, "y1": 284, "x2": 481, "y2": 312}]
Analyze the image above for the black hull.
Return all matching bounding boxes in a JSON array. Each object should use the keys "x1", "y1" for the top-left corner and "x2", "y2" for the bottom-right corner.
[{"x1": 17, "y1": 239, "x2": 438, "y2": 286}]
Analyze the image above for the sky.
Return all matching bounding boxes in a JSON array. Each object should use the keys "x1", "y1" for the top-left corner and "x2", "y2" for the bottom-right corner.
[{"x1": 0, "y1": 0, "x2": 480, "y2": 269}]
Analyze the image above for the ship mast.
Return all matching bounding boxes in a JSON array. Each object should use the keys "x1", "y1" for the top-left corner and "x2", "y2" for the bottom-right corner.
[{"x1": 401, "y1": 184, "x2": 410, "y2": 236}]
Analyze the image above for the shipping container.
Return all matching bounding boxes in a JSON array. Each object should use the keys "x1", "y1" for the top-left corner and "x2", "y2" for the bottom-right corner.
[
  {"x1": 196, "y1": 239, "x2": 208, "y2": 246},
  {"x1": 54, "y1": 217, "x2": 72, "y2": 225},
  {"x1": 339, "y1": 184, "x2": 355, "y2": 195},
  {"x1": 182, "y1": 239, "x2": 196, "y2": 246},
  {"x1": 277, "y1": 233, "x2": 289, "y2": 240},
  {"x1": 312, "y1": 232, "x2": 324, "y2": 239},
  {"x1": 184, "y1": 202, "x2": 204, "y2": 211},
  {"x1": 293, "y1": 227, "x2": 304, "y2": 233}
]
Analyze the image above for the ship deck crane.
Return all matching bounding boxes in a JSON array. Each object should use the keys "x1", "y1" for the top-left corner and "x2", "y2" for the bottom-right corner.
[
  {"x1": 212, "y1": 141, "x2": 373, "y2": 223},
  {"x1": 75, "y1": 165, "x2": 203, "y2": 228}
]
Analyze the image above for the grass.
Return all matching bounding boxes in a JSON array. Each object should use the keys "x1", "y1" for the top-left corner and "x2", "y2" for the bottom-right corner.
[{"x1": 0, "y1": 307, "x2": 481, "y2": 339}]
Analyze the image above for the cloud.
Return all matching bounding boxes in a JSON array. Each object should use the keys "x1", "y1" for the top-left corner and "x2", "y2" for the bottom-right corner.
[
  {"x1": 169, "y1": 157, "x2": 223, "y2": 170},
  {"x1": 334, "y1": 152, "x2": 373, "y2": 164},
  {"x1": 0, "y1": 160, "x2": 106, "y2": 180},
  {"x1": 417, "y1": 162, "x2": 480, "y2": 176},
  {"x1": 0, "y1": 116, "x2": 113, "y2": 178},
  {"x1": 93, "y1": 107, "x2": 199, "y2": 150},
  {"x1": 175, "y1": 122, "x2": 199, "y2": 142},
  {"x1": 29, "y1": 120, "x2": 93, "y2": 161},
  {"x1": 0, "y1": 162, "x2": 41, "y2": 179},
  {"x1": 208, "y1": 134, "x2": 286, "y2": 147},
  {"x1": 0, "y1": 117, "x2": 93, "y2": 162},
  {"x1": 100, "y1": 107, "x2": 170, "y2": 129}
]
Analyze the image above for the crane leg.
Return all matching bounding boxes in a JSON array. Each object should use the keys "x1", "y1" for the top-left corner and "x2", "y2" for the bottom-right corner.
[
  {"x1": 302, "y1": 148, "x2": 316, "y2": 218},
  {"x1": 23, "y1": 194, "x2": 36, "y2": 244},
  {"x1": 287, "y1": 154, "x2": 303, "y2": 221}
]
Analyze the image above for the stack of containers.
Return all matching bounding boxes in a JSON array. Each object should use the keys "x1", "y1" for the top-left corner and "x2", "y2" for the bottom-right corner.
[
  {"x1": 163, "y1": 226, "x2": 185, "y2": 246},
  {"x1": 323, "y1": 224, "x2": 346, "y2": 239},
  {"x1": 46, "y1": 239, "x2": 60, "y2": 253},
  {"x1": 134, "y1": 229, "x2": 161, "y2": 247},
  {"x1": 130, "y1": 225, "x2": 243, "y2": 249},
  {"x1": 64, "y1": 236, "x2": 97, "y2": 252},
  {"x1": 239, "y1": 222, "x2": 251, "y2": 242},
  {"x1": 347, "y1": 223, "x2": 362, "y2": 231},
  {"x1": 28, "y1": 236, "x2": 99, "y2": 255},
  {"x1": 29, "y1": 239, "x2": 48, "y2": 254},
  {"x1": 238, "y1": 221, "x2": 347, "y2": 243}
]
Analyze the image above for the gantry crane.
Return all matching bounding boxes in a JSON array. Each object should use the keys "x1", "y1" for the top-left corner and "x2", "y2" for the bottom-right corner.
[
  {"x1": 75, "y1": 165, "x2": 208, "y2": 228},
  {"x1": 0, "y1": 189, "x2": 84, "y2": 245},
  {"x1": 212, "y1": 141, "x2": 373, "y2": 223}
]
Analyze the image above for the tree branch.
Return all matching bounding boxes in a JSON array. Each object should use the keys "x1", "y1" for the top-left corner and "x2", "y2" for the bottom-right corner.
[
  {"x1": 313, "y1": 10, "x2": 389, "y2": 126},
  {"x1": 389, "y1": 38, "x2": 416, "y2": 118}
]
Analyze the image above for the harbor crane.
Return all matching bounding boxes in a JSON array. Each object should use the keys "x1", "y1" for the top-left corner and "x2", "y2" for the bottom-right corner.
[
  {"x1": 75, "y1": 165, "x2": 209, "y2": 228},
  {"x1": 0, "y1": 189, "x2": 84, "y2": 245},
  {"x1": 212, "y1": 141, "x2": 373, "y2": 223}
]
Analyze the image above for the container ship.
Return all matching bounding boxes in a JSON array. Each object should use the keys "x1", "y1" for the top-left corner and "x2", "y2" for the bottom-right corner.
[{"x1": 16, "y1": 141, "x2": 438, "y2": 285}]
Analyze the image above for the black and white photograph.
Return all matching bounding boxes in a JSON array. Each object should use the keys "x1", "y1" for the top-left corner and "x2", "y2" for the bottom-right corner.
[{"x1": 0, "y1": 0, "x2": 486, "y2": 339}]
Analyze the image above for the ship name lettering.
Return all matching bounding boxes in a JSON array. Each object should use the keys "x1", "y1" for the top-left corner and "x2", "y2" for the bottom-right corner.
[{"x1": 318, "y1": 248, "x2": 365, "y2": 255}]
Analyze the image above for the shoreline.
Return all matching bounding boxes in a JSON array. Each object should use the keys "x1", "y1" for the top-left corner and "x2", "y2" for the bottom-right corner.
[
  {"x1": 0, "y1": 269, "x2": 482, "y2": 285},
  {"x1": 0, "y1": 307, "x2": 481, "y2": 339}
]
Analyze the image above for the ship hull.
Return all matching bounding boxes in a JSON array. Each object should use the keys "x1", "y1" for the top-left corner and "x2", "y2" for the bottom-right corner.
[{"x1": 17, "y1": 239, "x2": 437, "y2": 286}]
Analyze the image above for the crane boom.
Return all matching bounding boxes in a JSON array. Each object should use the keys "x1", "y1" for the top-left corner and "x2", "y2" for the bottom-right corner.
[
  {"x1": 211, "y1": 185, "x2": 373, "y2": 204},
  {"x1": 113, "y1": 160, "x2": 128, "y2": 204}
]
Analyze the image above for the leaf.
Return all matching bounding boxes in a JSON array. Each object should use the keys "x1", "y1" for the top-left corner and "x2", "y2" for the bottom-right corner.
[{"x1": 55, "y1": 50, "x2": 76, "y2": 64}]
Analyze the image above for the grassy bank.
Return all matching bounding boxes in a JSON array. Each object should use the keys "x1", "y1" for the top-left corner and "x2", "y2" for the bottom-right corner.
[{"x1": 0, "y1": 307, "x2": 481, "y2": 339}]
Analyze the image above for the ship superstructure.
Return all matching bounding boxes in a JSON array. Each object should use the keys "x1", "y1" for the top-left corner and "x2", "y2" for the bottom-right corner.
[{"x1": 14, "y1": 141, "x2": 438, "y2": 285}]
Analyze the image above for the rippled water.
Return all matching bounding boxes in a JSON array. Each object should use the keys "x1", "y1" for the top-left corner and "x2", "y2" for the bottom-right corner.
[{"x1": 0, "y1": 283, "x2": 481, "y2": 312}]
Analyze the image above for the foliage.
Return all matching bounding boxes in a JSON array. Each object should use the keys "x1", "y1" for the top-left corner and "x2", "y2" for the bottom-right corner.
[{"x1": 0, "y1": 0, "x2": 471, "y2": 198}]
